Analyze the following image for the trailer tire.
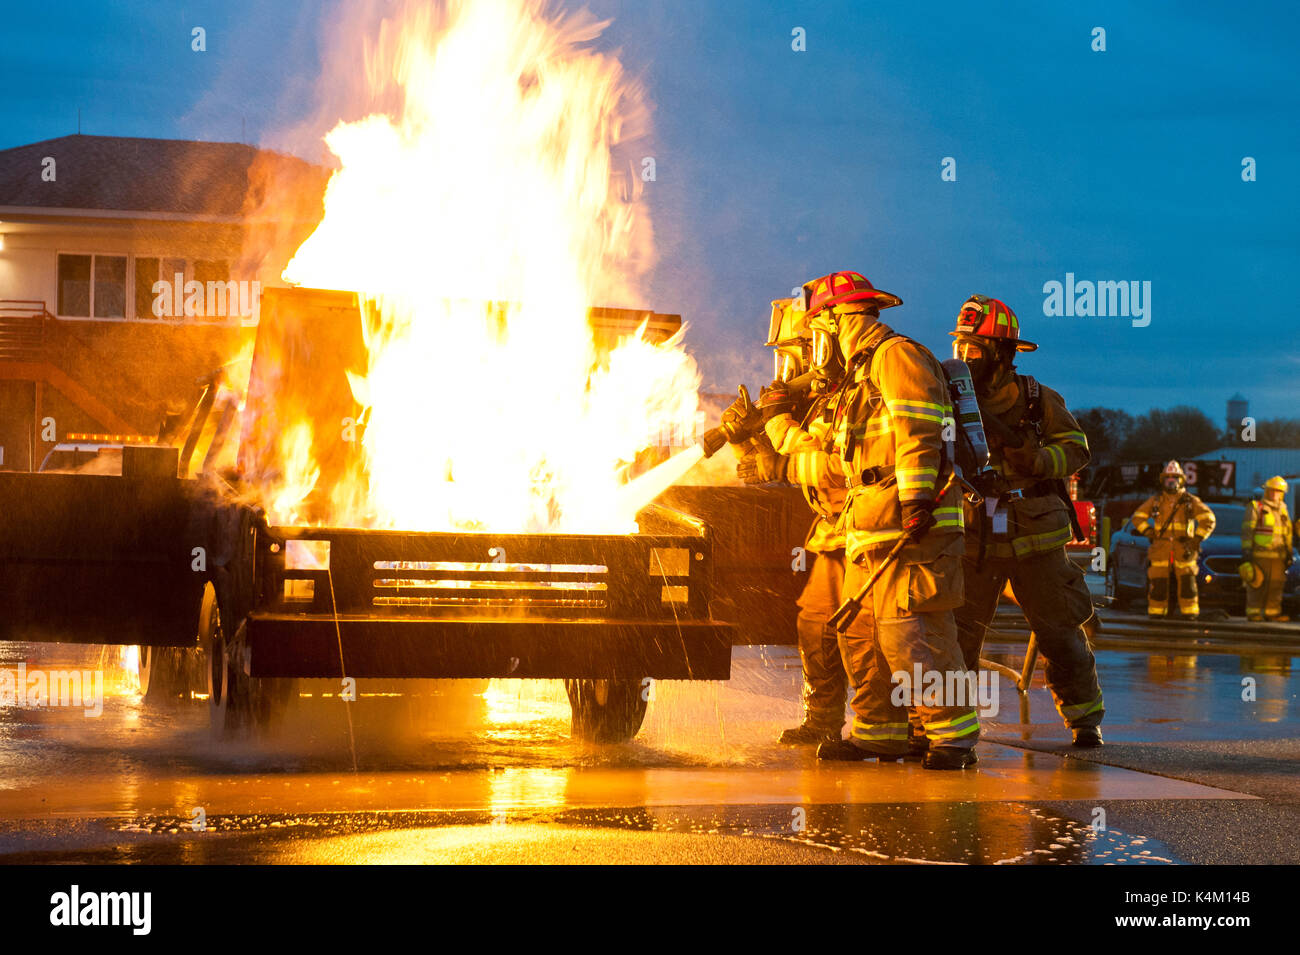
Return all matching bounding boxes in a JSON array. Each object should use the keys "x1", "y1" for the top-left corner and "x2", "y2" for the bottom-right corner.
[
  {"x1": 565, "y1": 678, "x2": 648, "y2": 743},
  {"x1": 206, "y1": 578, "x2": 248, "y2": 737},
  {"x1": 138, "y1": 646, "x2": 188, "y2": 703}
]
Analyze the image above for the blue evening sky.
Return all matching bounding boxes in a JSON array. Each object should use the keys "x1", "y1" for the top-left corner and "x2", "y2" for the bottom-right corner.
[{"x1": 2, "y1": 1, "x2": 1296, "y2": 421}]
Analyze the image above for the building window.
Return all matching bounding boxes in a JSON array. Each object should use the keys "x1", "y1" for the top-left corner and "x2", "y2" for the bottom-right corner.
[
  {"x1": 57, "y1": 253, "x2": 241, "y2": 322},
  {"x1": 193, "y1": 259, "x2": 232, "y2": 321},
  {"x1": 57, "y1": 254, "x2": 91, "y2": 316},
  {"x1": 57, "y1": 252, "x2": 130, "y2": 319},
  {"x1": 93, "y1": 255, "x2": 127, "y2": 318},
  {"x1": 134, "y1": 258, "x2": 160, "y2": 319}
]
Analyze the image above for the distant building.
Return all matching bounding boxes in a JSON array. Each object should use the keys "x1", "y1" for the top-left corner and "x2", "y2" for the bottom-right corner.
[
  {"x1": 0, "y1": 134, "x2": 328, "y2": 470},
  {"x1": 1198, "y1": 446, "x2": 1300, "y2": 511}
]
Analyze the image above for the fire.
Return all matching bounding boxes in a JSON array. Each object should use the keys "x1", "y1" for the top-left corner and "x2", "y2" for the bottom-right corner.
[{"x1": 276, "y1": 0, "x2": 701, "y2": 533}]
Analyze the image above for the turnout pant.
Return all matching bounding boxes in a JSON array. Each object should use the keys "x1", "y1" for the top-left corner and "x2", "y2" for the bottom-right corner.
[
  {"x1": 838, "y1": 549, "x2": 979, "y2": 756},
  {"x1": 954, "y1": 548, "x2": 1104, "y2": 730},
  {"x1": 1246, "y1": 556, "x2": 1288, "y2": 619},
  {"x1": 794, "y1": 550, "x2": 850, "y2": 728},
  {"x1": 1147, "y1": 559, "x2": 1199, "y2": 617}
]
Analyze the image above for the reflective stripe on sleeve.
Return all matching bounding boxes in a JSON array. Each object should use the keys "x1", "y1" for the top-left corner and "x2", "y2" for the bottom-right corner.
[
  {"x1": 885, "y1": 399, "x2": 948, "y2": 423},
  {"x1": 895, "y1": 466, "x2": 938, "y2": 493},
  {"x1": 1051, "y1": 429, "x2": 1089, "y2": 448}
]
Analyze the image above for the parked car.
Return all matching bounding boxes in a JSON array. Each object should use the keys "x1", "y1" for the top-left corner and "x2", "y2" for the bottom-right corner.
[{"x1": 1107, "y1": 501, "x2": 1300, "y2": 616}]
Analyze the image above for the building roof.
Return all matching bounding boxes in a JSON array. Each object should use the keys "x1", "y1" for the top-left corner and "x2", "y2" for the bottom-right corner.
[{"x1": 0, "y1": 134, "x2": 329, "y2": 220}]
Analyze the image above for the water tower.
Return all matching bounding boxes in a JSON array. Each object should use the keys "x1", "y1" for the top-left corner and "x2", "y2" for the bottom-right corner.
[{"x1": 1226, "y1": 393, "x2": 1249, "y2": 440}]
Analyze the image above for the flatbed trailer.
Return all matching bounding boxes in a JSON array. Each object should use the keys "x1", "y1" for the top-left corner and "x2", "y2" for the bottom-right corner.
[{"x1": 0, "y1": 288, "x2": 739, "y2": 743}]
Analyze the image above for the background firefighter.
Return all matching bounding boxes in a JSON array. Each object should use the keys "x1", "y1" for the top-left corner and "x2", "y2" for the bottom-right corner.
[
  {"x1": 1240, "y1": 476, "x2": 1294, "y2": 622},
  {"x1": 1131, "y1": 461, "x2": 1216, "y2": 619},
  {"x1": 799, "y1": 271, "x2": 979, "y2": 771},
  {"x1": 948, "y1": 295, "x2": 1105, "y2": 748},
  {"x1": 742, "y1": 296, "x2": 854, "y2": 744}
]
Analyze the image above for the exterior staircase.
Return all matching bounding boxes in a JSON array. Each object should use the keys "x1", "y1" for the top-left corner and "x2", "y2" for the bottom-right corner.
[{"x1": 0, "y1": 301, "x2": 141, "y2": 439}]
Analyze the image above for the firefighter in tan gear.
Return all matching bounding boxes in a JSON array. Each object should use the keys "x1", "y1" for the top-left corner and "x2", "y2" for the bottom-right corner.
[
  {"x1": 1241, "y1": 476, "x2": 1294, "y2": 621},
  {"x1": 740, "y1": 297, "x2": 853, "y2": 743},
  {"x1": 795, "y1": 271, "x2": 979, "y2": 770},
  {"x1": 948, "y1": 296, "x2": 1105, "y2": 748},
  {"x1": 1131, "y1": 461, "x2": 1216, "y2": 618}
]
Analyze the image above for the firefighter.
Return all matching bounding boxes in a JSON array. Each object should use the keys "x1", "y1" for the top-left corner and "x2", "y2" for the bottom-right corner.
[
  {"x1": 1131, "y1": 462, "x2": 1216, "y2": 618},
  {"x1": 948, "y1": 295, "x2": 1105, "y2": 748},
  {"x1": 790, "y1": 271, "x2": 979, "y2": 770},
  {"x1": 740, "y1": 296, "x2": 853, "y2": 744},
  {"x1": 1241, "y1": 476, "x2": 1294, "y2": 621}
]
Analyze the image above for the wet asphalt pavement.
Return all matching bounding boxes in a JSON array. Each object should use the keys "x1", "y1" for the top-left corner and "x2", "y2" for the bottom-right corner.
[{"x1": 1, "y1": 595, "x2": 1298, "y2": 864}]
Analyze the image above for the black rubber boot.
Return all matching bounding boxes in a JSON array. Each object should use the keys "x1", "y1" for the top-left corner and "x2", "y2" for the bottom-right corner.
[
  {"x1": 1072, "y1": 726, "x2": 1104, "y2": 748},
  {"x1": 779, "y1": 721, "x2": 843, "y2": 745},
  {"x1": 922, "y1": 747, "x2": 978, "y2": 770},
  {"x1": 904, "y1": 733, "x2": 930, "y2": 761},
  {"x1": 816, "y1": 739, "x2": 902, "y2": 762}
]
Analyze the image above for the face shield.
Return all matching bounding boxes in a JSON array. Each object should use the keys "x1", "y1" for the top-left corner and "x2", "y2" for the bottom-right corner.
[
  {"x1": 953, "y1": 337, "x2": 996, "y2": 388},
  {"x1": 952, "y1": 339, "x2": 987, "y2": 364},
  {"x1": 767, "y1": 303, "x2": 786, "y2": 349},
  {"x1": 811, "y1": 328, "x2": 833, "y2": 369},
  {"x1": 774, "y1": 344, "x2": 809, "y2": 382}
]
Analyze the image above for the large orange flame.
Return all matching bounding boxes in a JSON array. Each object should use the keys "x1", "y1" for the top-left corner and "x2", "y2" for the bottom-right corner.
[{"x1": 278, "y1": 0, "x2": 700, "y2": 533}]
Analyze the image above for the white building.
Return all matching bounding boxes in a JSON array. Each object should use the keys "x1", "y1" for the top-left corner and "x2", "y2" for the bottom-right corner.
[{"x1": 0, "y1": 134, "x2": 327, "y2": 469}]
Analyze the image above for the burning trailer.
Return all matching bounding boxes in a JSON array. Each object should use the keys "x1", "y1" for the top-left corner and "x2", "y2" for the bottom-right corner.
[{"x1": 0, "y1": 287, "x2": 734, "y2": 743}]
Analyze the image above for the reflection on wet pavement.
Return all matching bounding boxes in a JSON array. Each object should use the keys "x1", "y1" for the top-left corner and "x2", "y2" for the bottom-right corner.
[{"x1": 1, "y1": 638, "x2": 1291, "y2": 863}]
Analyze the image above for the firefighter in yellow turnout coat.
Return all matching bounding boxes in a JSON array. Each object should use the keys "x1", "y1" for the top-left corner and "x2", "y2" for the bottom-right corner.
[
  {"x1": 1241, "y1": 476, "x2": 1294, "y2": 621},
  {"x1": 1131, "y1": 461, "x2": 1216, "y2": 617},
  {"x1": 948, "y1": 296, "x2": 1105, "y2": 747},
  {"x1": 794, "y1": 272, "x2": 978, "y2": 770},
  {"x1": 736, "y1": 297, "x2": 853, "y2": 742}
]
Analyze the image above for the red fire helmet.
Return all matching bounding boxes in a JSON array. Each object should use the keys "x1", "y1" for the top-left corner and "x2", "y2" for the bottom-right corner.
[
  {"x1": 800, "y1": 271, "x2": 902, "y2": 319},
  {"x1": 950, "y1": 294, "x2": 1037, "y2": 352}
]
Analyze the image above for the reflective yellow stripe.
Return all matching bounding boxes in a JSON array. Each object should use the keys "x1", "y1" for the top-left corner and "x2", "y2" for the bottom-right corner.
[
  {"x1": 887, "y1": 406, "x2": 947, "y2": 423},
  {"x1": 1060, "y1": 694, "x2": 1104, "y2": 719},
  {"x1": 925, "y1": 710, "x2": 979, "y2": 731},
  {"x1": 851, "y1": 719, "x2": 909, "y2": 741},
  {"x1": 933, "y1": 506, "x2": 963, "y2": 530},
  {"x1": 1010, "y1": 523, "x2": 1073, "y2": 557},
  {"x1": 924, "y1": 711, "x2": 980, "y2": 739},
  {"x1": 1042, "y1": 444, "x2": 1067, "y2": 477},
  {"x1": 1052, "y1": 429, "x2": 1089, "y2": 448},
  {"x1": 896, "y1": 466, "x2": 938, "y2": 491},
  {"x1": 790, "y1": 452, "x2": 826, "y2": 487},
  {"x1": 885, "y1": 398, "x2": 947, "y2": 413}
]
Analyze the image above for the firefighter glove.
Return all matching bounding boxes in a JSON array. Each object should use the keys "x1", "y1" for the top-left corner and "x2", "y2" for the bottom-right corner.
[
  {"x1": 901, "y1": 499, "x2": 937, "y2": 540},
  {"x1": 757, "y1": 380, "x2": 799, "y2": 422},
  {"x1": 720, "y1": 385, "x2": 763, "y2": 443},
  {"x1": 737, "y1": 442, "x2": 786, "y2": 485}
]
